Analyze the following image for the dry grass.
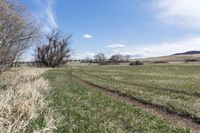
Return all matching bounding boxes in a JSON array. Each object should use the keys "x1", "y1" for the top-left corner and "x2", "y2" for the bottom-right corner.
[{"x1": 0, "y1": 68, "x2": 56, "y2": 133}]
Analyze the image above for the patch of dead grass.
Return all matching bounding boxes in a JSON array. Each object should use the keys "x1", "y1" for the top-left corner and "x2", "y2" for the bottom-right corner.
[{"x1": 0, "y1": 68, "x2": 56, "y2": 133}]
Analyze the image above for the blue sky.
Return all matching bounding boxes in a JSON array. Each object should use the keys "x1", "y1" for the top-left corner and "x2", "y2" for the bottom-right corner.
[{"x1": 20, "y1": 0, "x2": 200, "y2": 60}]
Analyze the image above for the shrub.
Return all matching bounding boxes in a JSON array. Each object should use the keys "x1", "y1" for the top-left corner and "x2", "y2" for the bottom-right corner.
[
  {"x1": 129, "y1": 60, "x2": 144, "y2": 66},
  {"x1": 185, "y1": 59, "x2": 199, "y2": 63},
  {"x1": 35, "y1": 30, "x2": 71, "y2": 68},
  {"x1": 153, "y1": 61, "x2": 168, "y2": 64}
]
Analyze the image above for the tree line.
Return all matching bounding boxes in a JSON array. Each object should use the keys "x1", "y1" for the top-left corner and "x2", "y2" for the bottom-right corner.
[{"x1": 82, "y1": 53, "x2": 131, "y2": 64}]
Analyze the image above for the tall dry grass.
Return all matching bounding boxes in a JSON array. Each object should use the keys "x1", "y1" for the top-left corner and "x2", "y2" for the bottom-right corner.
[{"x1": 0, "y1": 68, "x2": 56, "y2": 133}]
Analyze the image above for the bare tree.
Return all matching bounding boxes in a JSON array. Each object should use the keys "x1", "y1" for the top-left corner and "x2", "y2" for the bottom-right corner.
[
  {"x1": 109, "y1": 54, "x2": 123, "y2": 63},
  {"x1": 0, "y1": 0, "x2": 39, "y2": 69},
  {"x1": 35, "y1": 30, "x2": 71, "y2": 68},
  {"x1": 94, "y1": 53, "x2": 106, "y2": 63},
  {"x1": 84, "y1": 57, "x2": 92, "y2": 63},
  {"x1": 124, "y1": 55, "x2": 131, "y2": 62}
]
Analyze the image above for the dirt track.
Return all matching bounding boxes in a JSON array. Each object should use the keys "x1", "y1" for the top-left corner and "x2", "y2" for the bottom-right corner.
[{"x1": 70, "y1": 74, "x2": 200, "y2": 133}]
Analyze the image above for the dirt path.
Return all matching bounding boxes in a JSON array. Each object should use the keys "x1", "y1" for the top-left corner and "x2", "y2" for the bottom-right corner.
[{"x1": 70, "y1": 74, "x2": 200, "y2": 133}]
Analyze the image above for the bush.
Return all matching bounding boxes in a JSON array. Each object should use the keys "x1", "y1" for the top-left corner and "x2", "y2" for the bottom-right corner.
[
  {"x1": 153, "y1": 61, "x2": 168, "y2": 64},
  {"x1": 185, "y1": 59, "x2": 199, "y2": 63},
  {"x1": 35, "y1": 30, "x2": 71, "y2": 68},
  {"x1": 129, "y1": 60, "x2": 144, "y2": 66}
]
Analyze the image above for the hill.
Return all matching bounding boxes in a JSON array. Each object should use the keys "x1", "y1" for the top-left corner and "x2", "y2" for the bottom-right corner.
[
  {"x1": 139, "y1": 51, "x2": 200, "y2": 63},
  {"x1": 174, "y1": 51, "x2": 200, "y2": 55}
]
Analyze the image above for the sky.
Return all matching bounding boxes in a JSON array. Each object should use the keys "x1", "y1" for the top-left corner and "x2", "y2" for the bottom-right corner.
[{"x1": 20, "y1": 0, "x2": 200, "y2": 60}]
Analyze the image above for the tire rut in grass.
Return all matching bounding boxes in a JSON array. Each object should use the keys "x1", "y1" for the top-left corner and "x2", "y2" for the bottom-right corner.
[
  {"x1": 70, "y1": 73, "x2": 200, "y2": 133},
  {"x1": 80, "y1": 71, "x2": 200, "y2": 98}
]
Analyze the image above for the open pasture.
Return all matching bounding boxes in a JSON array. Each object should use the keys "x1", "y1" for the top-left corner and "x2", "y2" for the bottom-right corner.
[
  {"x1": 43, "y1": 69, "x2": 189, "y2": 132},
  {"x1": 72, "y1": 64, "x2": 200, "y2": 124}
]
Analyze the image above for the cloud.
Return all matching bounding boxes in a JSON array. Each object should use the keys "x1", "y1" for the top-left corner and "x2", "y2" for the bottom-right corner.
[
  {"x1": 46, "y1": 0, "x2": 57, "y2": 29},
  {"x1": 106, "y1": 43, "x2": 126, "y2": 48},
  {"x1": 71, "y1": 36, "x2": 200, "y2": 60},
  {"x1": 71, "y1": 52, "x2": 95, "y2": 59},
  {"x1": 70, "y1": 36, "x2": 200, "y2": 59},
  {"x1": 82, "y1": 34, "x2": 94, "y2": 39},
  {"x1": 153, "y1": 0, "x2": 200, "y2": 29},
  {"x1": 107, "y1": 36, "x2": 200, "y2": 58},
  {"x1": 33, "y1": 0, "x2": 57, "y2": 32}
]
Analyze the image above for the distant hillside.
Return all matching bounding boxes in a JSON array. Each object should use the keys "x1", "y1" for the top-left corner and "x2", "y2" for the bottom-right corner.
[
  {"x1": 138, "y1": 51, "x2": 200, "y2": 63},
  {"x1": 174, "y1": 51, "x2": 200, "y2": 55}
]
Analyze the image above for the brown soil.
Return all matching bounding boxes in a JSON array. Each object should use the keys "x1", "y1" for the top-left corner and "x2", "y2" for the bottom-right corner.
[{"x1": 71, "y1": 74, "x2": 200, "y2": 133}]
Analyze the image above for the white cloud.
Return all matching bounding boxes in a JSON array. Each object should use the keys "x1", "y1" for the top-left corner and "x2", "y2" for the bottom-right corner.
[
  {"x1": 107, "y1": 36, "x2": 200, "y2": 58},
  {"x1": 82, "y1": 34, "x2": 94, "y2": 39},
  {"x1": 46, "y1": 0, "x2": 57, "y2": 29},
  {"x1": 70, "y1": 36, "x2": 200, "y2": 59},
  {"x1": 33, "y1": 0, "x2": 57, "y2": 32},
  {"x1": 142, "y1": 36, "x2": 200, "y2": 57},
  {"x1": 153, "y1": 0, "x2": 200, "y2": 28},
  {"x1": 106, "y1": 43, "x2": 126, "y2": 48},
  {"x1": 71, "y1": 52, "x2": 95, "y2": 59},
  {"x1": 70, "y1": 36, "x2": 200, "y2": 60}
]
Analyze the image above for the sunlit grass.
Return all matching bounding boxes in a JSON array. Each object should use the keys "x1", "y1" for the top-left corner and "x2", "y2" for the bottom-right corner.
[
  {"x1": 73, "y1": 64, "x2": 200, "y2": 123},
  {"x1": 43, "y1": 69, "x2": 189, "y2": 132}
]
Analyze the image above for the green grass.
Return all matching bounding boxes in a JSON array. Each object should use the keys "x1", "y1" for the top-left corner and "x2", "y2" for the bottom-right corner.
[
  {"x1": 43, "y1": 69, "x2": 189, "y2": 133},
  {"x1": 25, "y1": 110, "x2": 47, "y2": 133},
  {"x1": 72, "y1": 64, "x2": 200, "y2": 123},
  {"x1": 0, "y1": 80, "x2": 3, "y2": 89}
]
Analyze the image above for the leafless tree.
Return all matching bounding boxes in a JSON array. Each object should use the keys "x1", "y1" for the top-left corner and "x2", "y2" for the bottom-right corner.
[
  {"x1": 124, "y1": 55, "x2": 131, "y2": 62},
  {"x1": 0, "y1": 0, "x2": 39, "y2": 70},
  {"x1": 109, "y1": 54, "x2": 123, "y2": 63},
  {"x1": 94, "y1": 53, "x2": 106, "y2": 63},
  {"x1": 35, "y1": 30, "x2": 71, "y2": 68},
  {"x1": 84, "y1": 57, "x2": 91, "y2": 63}
]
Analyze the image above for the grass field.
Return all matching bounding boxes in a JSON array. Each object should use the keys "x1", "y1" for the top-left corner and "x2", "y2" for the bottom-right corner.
[
  {"x1": 43, "y1": 69, "x2": 189, "y2": 132},
  {"x1": 72, "y1": 64, "x2": 200, "y2": 124},
  {"x1": 1, "y1": 64, "x2": 200, "y2": 132}
]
